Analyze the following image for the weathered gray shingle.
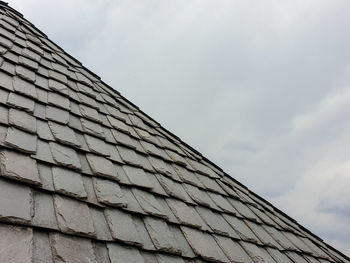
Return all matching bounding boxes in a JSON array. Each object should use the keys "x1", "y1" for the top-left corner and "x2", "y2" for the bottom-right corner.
[
  {"x1": 5, "y1": 126, "x2": 37, "y2": 153},
  {"x1": 32, "y1": 191, "x2": 58, "y2": 229},
  {"x1": 107, "y1": 243, "x2": 144, "y2": 263},
  {"x1": 0, "y1": 179, "x2": 33, "y2": 223},
  {"x1": 8, "y1": 108, "x2": 36, "y2": 133},
  {"x1": 0, "y1": 150, "x2": 41, "y2": 185},
  {"x1": 181, "y1": 226, "x2": 229, "y2": 263},
  {"x1": 50, "y1": 233, "x2": 97, "y2": 263},
  {"x1": 52, "y1": 166, "x2": 87, "y2": 199},
  {"x1": 81, "y1": 118, "x2": 105, "y2": 138},
  {"x1": 49, "y1": 142, "x2": 81, "y2": 170},
  {"x1": 144, "y1": 216, "x2": 181, "y2": 254},
  {"x1": 0, "y1": 224, "x2": 33, "y2": 263},
  {"x1": 53, "y1": 195, "x2": 95, "y2": 237},
  {"x1": 93, "y1": 177, "x2": 127, "y2": 207},
  {"x1": 104, "y1": 208, "x2": 143, "y2": 246}
]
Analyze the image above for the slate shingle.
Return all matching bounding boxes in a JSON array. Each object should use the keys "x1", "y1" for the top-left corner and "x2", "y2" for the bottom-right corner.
[
  {"x1": 166, "y1": 198, "x2": 202, "y2": 229},
  {"x1": 33, "y1": 139, "x2": 55, "y2": 163},
  {"x1": 240, "y1": 242, "x2": 276, "y2": 263},
  {"x1": 214, "y1": 235, "x2": 253, "y2": 263},
  {"x1": 86, "y1": 153, "x2": 115, "y2": 178},
  {"x1": 53, "y1": 195, "x2": 95, "y2": 237},
  {"x1": 0, "y1": 179, "x2": 33, "y2": 223},
  {"x1": 104, "y1": 208, "x2": 143, "y2": 246},
  {"x1": 223, "y1": 214, "x2": 260, "y2": 243},
  {"x1": 90, "y1": 207, "x2": 113, "y2": 241},
  {"x1": 50, "y1": 233, "x2": 97, "y2": 263},
  {"x1": 144, "y1": 216, "x2": 181, "y2": 254},
  {"x1": 48, "y1": 121, "x2": 80, "y2": 147},
  {"x1": 8, "y1": 108, "x2": 36, "y2": 133},
  {"x1": 5, "y1": 126, "x2": 37, "y2": 153},
  {"x1": 46, "y1": 105, "x2": 69, "y2": 124},
  {"x1": 13, "y1": 75, "x2": 37, "y2": 98},
  {"x1": 0, "y1": 149, "x2": 41, "y2": 185},
  {"x1": 169, "y1": 224, "x2": 196, "y2": 258},
  {"x1": 49, "y1": 142, "x2": 81, "y2": 170},
  {"x1": 123, "y1": 165, "x2": 153, "y2": 189},
  {"x1": 196, "y1": 206, "x2": 239, "y2": 238},
  {"x1": 132, "y1": 188, "x2": 167, "y2": 218},
  {"x1": 52, "y1": 166, "x2": 87, "y2": 199},
  {"x1": 47, "y1": 91, "x2": 70, "y2": 109},
  {"x1": 33, "y1": 232, "x2": 54, "y2": 263},
  {"x1": 32, "y1": 191, "x2": 58, "y2": 229},
  {"x1": 7, "y1": 92, "x2": 35, "y2": 112},
  {"x1": 107, "y1": 243, "x2": 145, "y2": 263},
  {"x1": 93, "y1": 177, "x2": 127, "y2": 207},
  {"x1": 181, "y1": 226, "x2": 229, "y2": 263},
  {"x1": 84, "y1": 134, "x2": 109, "y2": 156},
  {"x1": 0, "y1": 224, "x2": 33, "y2": 263}
]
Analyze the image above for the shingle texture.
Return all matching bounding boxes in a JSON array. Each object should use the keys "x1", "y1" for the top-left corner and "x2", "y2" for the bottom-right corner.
[{"x1": 0, "y1": 2, "x2": 348, "y2": 263}]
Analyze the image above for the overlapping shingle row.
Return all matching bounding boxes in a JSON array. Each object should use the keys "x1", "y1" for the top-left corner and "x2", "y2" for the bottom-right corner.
[{"x1": 0, "y1": 2, "x2": 349, "y2": 262}]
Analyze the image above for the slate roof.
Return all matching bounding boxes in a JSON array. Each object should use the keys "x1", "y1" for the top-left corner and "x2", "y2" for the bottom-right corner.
[{"x1": 0, "y1": 2, "x2": 348, "y2": 263}]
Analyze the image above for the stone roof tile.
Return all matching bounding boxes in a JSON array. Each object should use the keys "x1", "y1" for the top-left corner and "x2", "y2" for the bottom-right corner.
[
  {"x1": 104, "y1": 208, "x2": 143, "y2": 246},
  {"x1": 53, "y1": 195, "x2": 95, "y2": 237}
]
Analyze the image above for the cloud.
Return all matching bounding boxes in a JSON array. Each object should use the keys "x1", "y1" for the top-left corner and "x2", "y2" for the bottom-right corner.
[{"x1": 10, "y1": 0, "x2": 350, "y2": 256}]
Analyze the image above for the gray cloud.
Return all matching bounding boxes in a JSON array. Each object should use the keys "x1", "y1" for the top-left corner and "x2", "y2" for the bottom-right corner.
[{"x1": 11, "y1": 0, "x2": 350, "y2": 256}]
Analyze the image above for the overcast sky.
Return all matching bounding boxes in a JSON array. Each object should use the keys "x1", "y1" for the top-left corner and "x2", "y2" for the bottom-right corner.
[{"x1": 10, "y1": 0, "x2": 350, "y2": 256}]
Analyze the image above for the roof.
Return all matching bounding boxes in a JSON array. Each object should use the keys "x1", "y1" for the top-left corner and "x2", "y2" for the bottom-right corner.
[{"x1": 0, "y1": 2, "x2": 348, "y2": 263}]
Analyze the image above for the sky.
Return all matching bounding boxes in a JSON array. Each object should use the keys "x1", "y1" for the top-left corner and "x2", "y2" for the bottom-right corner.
[{"x1": 10, "y1": 0, "x2": 350, "y2": 256}]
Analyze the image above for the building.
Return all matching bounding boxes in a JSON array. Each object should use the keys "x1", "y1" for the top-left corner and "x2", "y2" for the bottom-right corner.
[{"x1": 0, "y1": 1, "x2": 349, "y2": 262}]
